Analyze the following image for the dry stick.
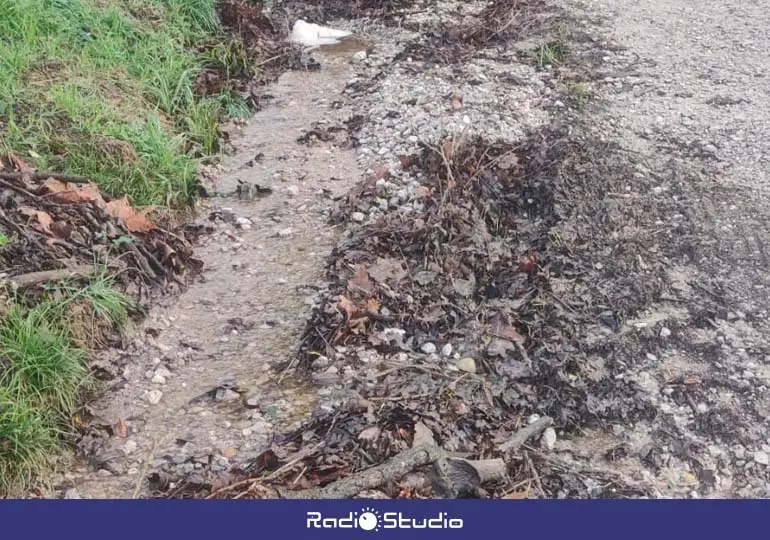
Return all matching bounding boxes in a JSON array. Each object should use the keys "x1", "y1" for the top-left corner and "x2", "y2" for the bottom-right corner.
[
  {"x1": 499, "y1": 416, "x2": 553, "y2": 453},
  {"x1": 9, "y1": 265, "x2": 95, "y2": 288},
  {"x1": 0, "y1": 171, "x2": 90, "y2": 183}
]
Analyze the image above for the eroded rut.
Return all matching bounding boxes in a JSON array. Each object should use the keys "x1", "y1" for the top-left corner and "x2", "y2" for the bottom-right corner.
[{"x1": 68, "y1": 51, "x2": 359, "y2": 499}]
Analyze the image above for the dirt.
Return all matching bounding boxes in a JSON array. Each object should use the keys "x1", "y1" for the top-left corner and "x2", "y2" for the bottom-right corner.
[{"x1": 57, "y1": 0, "x2": 770, "y2": 499}]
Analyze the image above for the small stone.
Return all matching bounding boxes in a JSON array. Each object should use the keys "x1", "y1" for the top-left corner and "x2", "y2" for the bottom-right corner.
[
  {"x1": 541, "y1": 427, "x2": 557, "y2": 450},
  {"x1": 147, "y1": 389, "x2": 163, "y2": 405},
  {"x1": 441, "y1": 343, "x2": 453, "y2": 356},
  {"x1": 420, "y1": 342, "x2": 437, "y2": 354},
  {"x1": 124, "y1": 440, "x2": 138, "y2": 455},
  {"x1": 235, "y1": 217, "x2": 252, "y2": 230},
  {"x1": 286, "y1": 185, "x2": 299, "y2": 197},
  {"x1": 222, "y1": 448, "x2": 238, "y2": 458},
  {"x1": 660, "y1": 327, "x2": 672, "y2": 338},
  {"x1": 455, "y1": 357, "x2": 476, "y2": 373},
  {"x1": 351, "y1": 212, "x2": 366, "y2": 222},
  {"x1": 215, "y1": 388, "x2": 241, "y2": 402},
  {"x1": 151, "y1": 374, "x2": 166, "y2": 385},
  {"x1": 63, "y1": 488, "x2": 81, "y2": 499},
  {"x1": 244, "y1": 395, "x2": 261, "y2": 409},
  {"x1": 155, "y1": 366, "x2": 172, "y2": 378},
  {"x1": 351, "y1": 50, "x2": 367, "y2": 63},
  {"x1": 277, "y1": 228, "x2": 293, "y2": 238},
  {"x1": 311, "y1": 356, "x2": 330, "y2": 369},
  {"x1": 754, "y1": 451, "x2": 769, "y2": 466}
]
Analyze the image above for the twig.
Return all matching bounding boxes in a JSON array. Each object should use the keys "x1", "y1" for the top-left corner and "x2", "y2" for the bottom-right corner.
[
  {"x1": 9, "y1": 265, "x2": 95, "y2": 288},
  {"x1": 0, "y1": 171, "x2": 90, "y2": 183},
  {"x1": 500, "y1": 416, "x2": 553, "y2": 453}
]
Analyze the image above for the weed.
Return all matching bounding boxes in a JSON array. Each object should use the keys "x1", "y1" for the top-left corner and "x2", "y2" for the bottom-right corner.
[
  {"x1": 567, "y1": 81, "x2": 590, "y2": 110},
  {"x1": 535, "y1": 41, "x2": 567, "y2": 68}
]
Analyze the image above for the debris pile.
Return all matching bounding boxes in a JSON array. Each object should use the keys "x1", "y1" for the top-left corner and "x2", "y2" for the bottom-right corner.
[{"x1": 0, "y1": 155, "x2": 206, "y2": 297}]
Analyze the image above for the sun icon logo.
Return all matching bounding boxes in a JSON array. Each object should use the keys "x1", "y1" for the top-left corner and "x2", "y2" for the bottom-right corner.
[{"x1": 357, "y1": 507, "x2": 382, "y2": 532}]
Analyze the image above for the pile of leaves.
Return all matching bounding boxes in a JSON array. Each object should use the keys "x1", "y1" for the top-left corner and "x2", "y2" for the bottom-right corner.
[
  {"x1": 395, "y1": 0, "x2": 555, "y2": 65},
  {"x1": 0, "y1": 155, "x2": 206, "y2": 298},
  {"x1": 158, "y1": 119, "x2": 676, "y2": 500}
]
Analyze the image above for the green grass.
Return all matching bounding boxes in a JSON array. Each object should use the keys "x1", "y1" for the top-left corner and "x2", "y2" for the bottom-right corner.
[
  {"x1": 0, "y1": 0, "x2": 252, "y2": 206},
  {"x1": 534, "y1": 41, "x2": 567, "y2": 69},
  {"x1": 0, "y1": 276, "x2": 134, "y2": 494},
  {"x1": 566, "y1": 81, "x2": 590, "y2": 111}
]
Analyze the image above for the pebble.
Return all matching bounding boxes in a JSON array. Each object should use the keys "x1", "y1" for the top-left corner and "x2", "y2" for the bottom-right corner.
[
  {"x1": 155, "y1": 366, "x2": 172, "y2": 378},
  {"x1": 352, "y1": 50, "x2": 367, "y2": 63},
  {"x1": 151, "y1": 374, "x2": 166, "y2": 385},
  {"x1": 455, "y1": 357, "x2": 477, "y2": 373},
  {"x1": 147, "y1": 389, "x2": 163, "y2": 405},
  {"x1": 441, "y1": 343, "x2": 453, "y2": 356},
  {"x1": 124, "y1": 440, "x2": 138, "y2": 455},
  {"x1": 754, "y1": 451, "x2": 770, "y2": 466},
  {"x1": 277, "y1": 228, "x2": 293, "y2": 238},
  {"x1": 286, "y1": 185, "x2": 299, "y2": 197},
  {"x1": 351, "y1": 212, "x2": 366, "y2": 222},
  {"x1": 660, "y1": 327, "x2": 672, "y2": 338},
  {"x1": 215, "y1": 388, "x2": 241, "y2": 402},
  {"x1": 420, "y1": 342, "x2": 437, "y2": 354},
  {"x1": 235, "y1": 217, "x2": 252, "y2": 230},
  {"x1": 63, "y1": 488, "x2": 82, "y2": 499},
  {"x1": 541, "y1": 427, "x2": 557, "y2": 451}
]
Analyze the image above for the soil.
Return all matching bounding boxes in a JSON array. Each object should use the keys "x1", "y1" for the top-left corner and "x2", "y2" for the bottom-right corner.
[{"x1": 57, "y1": 0, "x2": 770, "y2": 499}]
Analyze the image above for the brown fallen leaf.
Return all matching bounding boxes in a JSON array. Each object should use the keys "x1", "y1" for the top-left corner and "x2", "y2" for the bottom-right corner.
[
  {"x1": 115, "y1": 419, "x2": 128, "y2": 438},
  {"x1": 43, "y1": 178, "x2": 103, "y2": 205},
  {"x1": 368, "y1": 257, "x2": 408, "y2": 284},
  {"x1": 364, "y1": 297, "x2": 381, "y2": 314},
  {"x1": 221, "y1": 448, "x2": 238, "y2": 458},
  {"x1": 347, "y1": 264, "x2": 375, "y2": 295},
  {"x1": 398, "y1": 155, "x2": 416, "y2": 169},
  {"x1": 413, "y1": 186, "x2": 431, "y2": 199},
  {"x1": 519, "y1": 251, "x2": 538, "y2": 274},
  {"x1": 2, "y1": 153, "x2": 34, "y2": 173},
  {"x1": 503, "y1": 489, "x2": 531, "y2": 499},
  {"x1": 18, "y1": 206, "x2": 53, "y2": 235},
  {"x1": 105, "y1": 197, "x2": 155, "y2": 233},
  {"x1": 491, "y1": 321, "x2": 526, "y2": 345},
  {"x1": 337, "y1": 295, "x2": 360, "y2": 319}
]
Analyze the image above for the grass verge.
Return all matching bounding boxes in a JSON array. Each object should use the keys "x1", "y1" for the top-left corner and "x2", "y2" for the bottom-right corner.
[
  {"x1": 0, "y1": 275, "x2": 133, "y2": 495},
  {"x1": 0, "y1": 0, "x2": 253, "y2": 495},
  {"x1": 0, "y1": 0, "x2": 253, "y2": 207}
]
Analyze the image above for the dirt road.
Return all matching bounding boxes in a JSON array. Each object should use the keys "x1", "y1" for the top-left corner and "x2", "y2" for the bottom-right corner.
[{"x1": 65, "y1": 0, "x2": 770, "y2": 498}]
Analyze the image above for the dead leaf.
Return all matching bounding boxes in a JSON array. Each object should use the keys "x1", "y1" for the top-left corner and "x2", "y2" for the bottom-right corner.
[
  {"x1": 503, "y1": 489, "x2": 531, "y2": 499},
  {"x1": 19, "y1": 206, "x2": 53, "y2": 235},
  {"x1": 372, "y1": 164, "x2": 390, "y2": 181},
  {"x1": 442, "y1": 140, "x2": 455, "y2": 161},
  {"x1": 337, "y1": 295, "x2": 359, "y2": 319},
  {"x1": 347, "y1": 265, "x2": 375, "y2": 295},
  {"x1": 364, "y1": 298, "x2": 381, "y2": 314},
  {"x1": 412, "y1": 421, "x2": 436, "y2": 447},
  {"x1": 487, "y1": 338, "x2": 516, "y2": 358},
  {"x1": 105, "y1": 197, "x2": 156, "y2": 233},
  {"x1": 43, "y1": 178, "x2": 103, "y2": 205},
  {"x1": 519, "y1": 251, "x2": 538, "y2": 274},
  {"x1": 221, "y1": 448, "x2": 238, "y2": 458},
  {"x1": 115, "y1": 419, "x2": 128, "y2": 438},
  {"x1": 413, "y1": 186, "x2": 431, "y2": 199},
  {"x1": 3, "y1": 153, "x2": 34, "y2": 173},
  {"x1": 491, "y1": 321, "x2": 526, "y2": 345},
  {"x1": 497, "y1": 153, "x2": 519, "y2": 171},
  {"x1": 358, "y1": 426, "x2": 381, "y2": 442},
  {"x1": 368, "y1": 257, "x2": 408, "y2": 284},
  {"x1": 398, "y1": 155, "x2": 416, "y2": 169}
]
